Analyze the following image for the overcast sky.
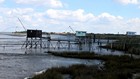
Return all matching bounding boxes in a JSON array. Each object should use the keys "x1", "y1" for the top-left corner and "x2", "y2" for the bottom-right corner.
[{"x1": 0, "y1": 0, "x2": 140, "y2": 34}]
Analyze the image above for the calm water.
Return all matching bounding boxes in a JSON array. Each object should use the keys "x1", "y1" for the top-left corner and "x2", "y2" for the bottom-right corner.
[
  {"x1": 0, "y1": 54, "x2": 101, "y2": 79},
  {"x1": 0, "y1": 33, "x2": 124, "y2": 79},
  {"x1": 0, "y1": 33, "x2": 124, "y2": 55}
]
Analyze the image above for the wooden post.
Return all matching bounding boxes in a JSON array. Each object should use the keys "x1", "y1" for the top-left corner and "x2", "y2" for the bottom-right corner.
[
  {"x1": 57, "y1": 40, "x2": 60, "y2": 49},
  {"x1": 107, "y1": 37, "x2": 109, "y2": 43},
  {"x1": 84, "y1": 37, "x2": 86, "y2": 50},
  {"x1": 47, "y1": 39, "x2": 50, "y2": 51},
  {"x1": 47, "y1": 33, "x2": 51, "y2": 50},
  {"x1": 98, "y1": 40, "x2": 99, "y2": 45},
  {"x1": 111, "y1": 43, "x2": 113, "y2": 49},
  {"x1": 30, "y1": 38, "x2": 33, "y2": 48},
  {"x1": 88, "y1": 41, "x2": 91, "y2": 52},
  {"x1": 100, "y1": 42, "x2": 102, "y2": 46},
  {"x1": 123, "y1": 43, "x2": 126, "y2": 50},
  {"x1": 98, "y1": 36, "x2": 100, "y2": 45},
  {"x1": 25, "y1": 38, "x2": 28, "y2": 48},
  {"x1": 79, "y1": 41, "x2": 82, "y2": 50},
  {"x1": 91, "y1": 34, "x2": 94, "y2": 52},
  {"x1": 93, "y1": 34, "x2": 95, "y2": 43},
  {"x1": 40, "y1": 38, "x2": 42, "y2": 48},
  {"x1": 35, "y1": 37, "x2": 37, "y2": 48},
  {"x1": 68, "y1": 41, "x2": 70, "y2": 50}
]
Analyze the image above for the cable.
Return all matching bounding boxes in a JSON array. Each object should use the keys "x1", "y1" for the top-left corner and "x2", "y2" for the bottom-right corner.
[{"x1": 17, "y1": 18, "x2": 26, "y2": 31}]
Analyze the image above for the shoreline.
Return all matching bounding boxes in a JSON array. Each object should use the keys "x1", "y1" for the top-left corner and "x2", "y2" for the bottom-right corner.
[{"x1": 30, "y1": 52, "x2": 140, "y2": 79}]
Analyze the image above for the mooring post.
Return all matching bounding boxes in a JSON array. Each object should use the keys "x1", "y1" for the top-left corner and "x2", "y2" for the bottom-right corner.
[
  {"x1": 93, "y1": 34, "x2": 95, "y2": 43},
  {"x1": 47, "y1": 33, "x2": 51, "y2": 50},
  {"x1": 100, "y1": 42, "x2": 102, "y2": 46},
  {"x1": 30, "y1": 38, "x2": 33, "y2": 48},
  {"x1": 40, "y1": 38, "x2": 42, "y2": 48},
  {"x1": 88, "y1": 35, "x2": 92, "y2": 52},
  {"x1": 111, "y1": 43, "x2": 113, "y2": 49},
  {"x1": 25, "y1": 38, "x2": 28, "y2": 48},
  {"x1": 88, "y1": 41, "x2": 91, "y2": 52},
  {"x1": 35, "y1": 37, "x2": 37, "y2": 48},
  {"x1": 107, "y1": 37, "x2": 109, "y2": 43},
  {"x1": 123, "y1": 43, "x2": 126, "y2": 50},
  {"x1": 79, "y1": 41, "x2": 82, "y2": 50},
  {"x1": 98, "y1": 38, "x2": 100, "y2": 45},
  {"x1": 68, "y1": 40, "x2": 70, "y2": 50},
  {"x1": 57, "y1": 40, "x2": 60, "y2": 49},
  {"x1": 91, "y1": 34, "x2": 94, "y2": 52},
  {"x1": 48, "y1": 40, "x2": 50, "y2": 51},
  {"x1": 84, "y1": 37, "x2": 87, "y2": 51}
]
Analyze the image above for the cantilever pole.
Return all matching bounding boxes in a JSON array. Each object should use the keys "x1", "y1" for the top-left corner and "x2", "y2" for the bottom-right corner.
[{"x1": 17, "y1": 18, "x2": 26, "y2": 31}]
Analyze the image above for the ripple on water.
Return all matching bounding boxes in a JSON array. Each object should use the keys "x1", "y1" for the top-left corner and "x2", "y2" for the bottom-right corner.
[{"x1": 0, "y1": 54, "x2": 101, "y2": 79}]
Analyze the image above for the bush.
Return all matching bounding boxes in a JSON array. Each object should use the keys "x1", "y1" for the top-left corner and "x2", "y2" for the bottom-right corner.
[
  {"x1": 31, "y1": 55, "x2": 140, "y2": 79},
  {"x1": 31, "y1": 69, "x2": 63, "y2": 79}
]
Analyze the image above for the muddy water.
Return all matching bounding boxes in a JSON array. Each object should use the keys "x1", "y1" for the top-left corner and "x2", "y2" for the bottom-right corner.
[
  {"x1": 0, "y1": 54, "x2": 100, "y2": 79},
  {"x1": 0, "y1": 33, "x2": 124, "y2": 79}
]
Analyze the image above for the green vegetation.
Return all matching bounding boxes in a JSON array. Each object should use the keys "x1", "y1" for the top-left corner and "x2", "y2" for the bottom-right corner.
[
  {"x1": 136, "y1": 77, "x2": 140, "y2": 79},
  {"x1": 94, "y1": 33, "x2": 126, "y2": 39},
  {"x1": 31, "y1": 52, "x2": 140, "y2": 79},
  {"x1": 47, "y1": 51, "x2": 96, "y2": 59},
  {"x1": 31, "y1": 64, "x2": 135, "y2": 79},
  {"x1": 47, "y1": 51, "x2": 133, "y2": 61},
  {"x1": 14, "y1": 31, "x2": 27, "y2": 33},
  {"x1": 101, "y1": 36, "x2": 140, "y2": 55}
]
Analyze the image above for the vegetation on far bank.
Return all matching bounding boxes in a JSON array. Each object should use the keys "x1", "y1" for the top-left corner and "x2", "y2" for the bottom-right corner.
[
  {"x1": 31, "y1": 52, "x2": 140, "y2": 79},
  {"x1": 47, "y1": 51, "x2": 135, "y2": 61},
  {"x1": 100, "y1": 36, "x2": 140, "y2": 55}
]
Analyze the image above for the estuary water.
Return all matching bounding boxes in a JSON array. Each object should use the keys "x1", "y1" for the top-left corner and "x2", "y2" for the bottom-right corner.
[
  {"x1": 0, "y1": 54, "x2": 100, "y2": 79},
  {"x1": 0, "y1": 33, "x2": 124, "y2": 79}
]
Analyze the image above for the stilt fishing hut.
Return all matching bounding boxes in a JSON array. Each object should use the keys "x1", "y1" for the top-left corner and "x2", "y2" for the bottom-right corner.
[
  {"x1": 24, "y1": 29, "x2": 42, "y2": 48},
  {"x1": 75, "y1": 31, "x2": 87, "y2": 50}
]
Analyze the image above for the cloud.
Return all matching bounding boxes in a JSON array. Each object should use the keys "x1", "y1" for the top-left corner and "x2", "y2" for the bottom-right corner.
[
  {"x1": 0, "y1": 6, "x2": 139, "y2": 34},
  {"x1": 14, "y1": 0, "x2": 63, "y2": 8},
  {"x1": 46, "y1": 9, "x2": 128, "y2": 33},
  {"x1": 46, "y1": 9, "x2": 95, "y2": 22},
  {"x1": 97, "y1": 12, "x2": 123, "y2": 23},
  {"x1": 126, "y1": 18, "x2": 140, "y2": 31},
  {"x1": 0, "y1": 0, "x2": 4, "y2": 3},
  {"x1": 115, "y1": 0, "x2": 139, "y2": 5},
  {"x1": 0, "y1": 8, "x2": 41, "y2": 31}
]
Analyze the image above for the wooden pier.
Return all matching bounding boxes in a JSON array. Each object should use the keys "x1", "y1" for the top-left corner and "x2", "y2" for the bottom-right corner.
[
  {"x1": 1, "y1": 30, "x2": 137, "y2": 53},
  {"x1": 0, "y1": 33, "x2": 119, "y2": 52}
]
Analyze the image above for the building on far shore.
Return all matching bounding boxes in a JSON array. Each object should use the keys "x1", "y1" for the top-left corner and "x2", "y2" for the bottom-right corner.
[
  {"x1": 126, "y1": 31, "x2": 136, "y2": 36},
  {"x1": 76, "y1": 31, "x2": 87, "y2": 37}
]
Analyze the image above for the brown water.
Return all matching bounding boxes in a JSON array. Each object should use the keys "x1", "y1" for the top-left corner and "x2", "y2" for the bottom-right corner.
[
  {"x1": 0, "y1": 33, "x2": 124, "y2": 79},
  {"x1": 0, "y1": 54, "x2": 101, "y2": 79}
]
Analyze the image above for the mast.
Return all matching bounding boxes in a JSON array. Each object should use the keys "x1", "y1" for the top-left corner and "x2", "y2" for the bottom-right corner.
[
  {"x1": 69, "y1": 26, "x2": 75, "y2": 33},
  {"x1": 17, "y1": 18, "x2": 26, "y2": 31}
]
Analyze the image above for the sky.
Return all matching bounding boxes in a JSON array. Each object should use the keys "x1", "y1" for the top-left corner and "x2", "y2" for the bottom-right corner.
[{"x1": 0, "y1": 0, "x2": 140, "y2": 34}]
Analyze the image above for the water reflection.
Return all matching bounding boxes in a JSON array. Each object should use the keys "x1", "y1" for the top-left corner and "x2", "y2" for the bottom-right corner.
[
  {"x1": 0, "y1": 33, "x2": 124, "y2": 79},
  {"x1": 0, "y1": 33, "x2": 124, "y2": 55},
  {"x1": 0, "y1": 54, "x2": 101, "y2": 79}
]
